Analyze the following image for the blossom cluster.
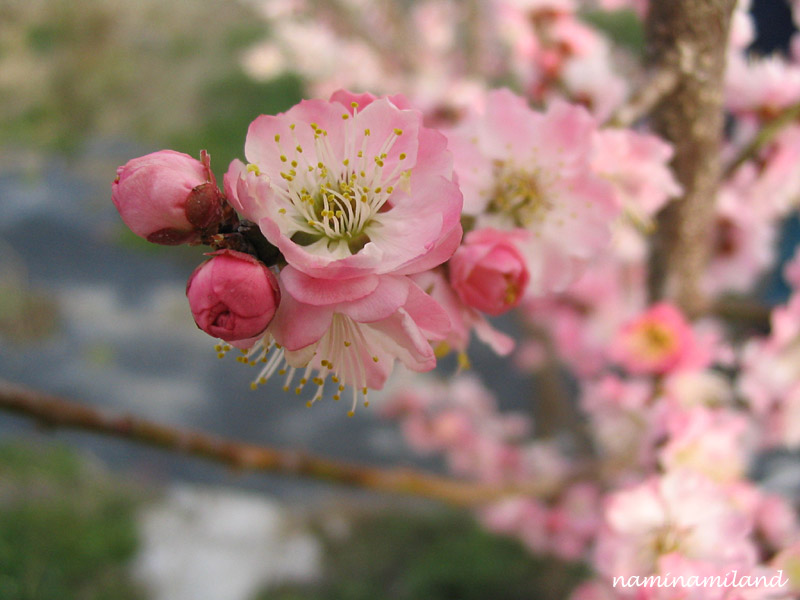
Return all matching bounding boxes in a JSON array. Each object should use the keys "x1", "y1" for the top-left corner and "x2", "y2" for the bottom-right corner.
[{"x1": 111, "y1": 0, "x2": 800, "y2": 597}]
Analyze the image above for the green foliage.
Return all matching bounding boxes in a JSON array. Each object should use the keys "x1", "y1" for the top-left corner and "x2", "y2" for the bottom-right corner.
[
  {"x1": 258, "y1": 510, "x2": 587, "y2": 600},
  {"x1": 0, "y1": 442, "x2": 145, "y2": 600},
  {"x1": 169, "y1": 72, "x2": 304, "y2": 179},
  {"x1": 581, "y1": 8, "x2": 645, "y2": 55}
]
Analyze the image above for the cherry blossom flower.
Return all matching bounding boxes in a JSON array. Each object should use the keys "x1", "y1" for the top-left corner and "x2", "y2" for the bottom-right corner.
[
  {"x1": 225, "y1": 91, "x2": 462, "y2": 280},
  {"x1": 611, "y1": 303, "x2": 711, "y2": 376},
  {"x1": 446, "y1": 88, "x2": 619, "y2": 295}
]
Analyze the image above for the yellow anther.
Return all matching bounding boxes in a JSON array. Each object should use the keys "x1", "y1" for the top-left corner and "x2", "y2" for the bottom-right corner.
[
  {"x1": 290, "y1": 123, "x2": 296, "y2": 130},
  {"x1": 342, "y1": 114, "x2": 349, "y2": 120},
  {"x1": 274, "y1": 134, "x2": 281, "y2": 142},
  {"x1": 364, "y1": 128, "x2": 371, "y2": 136},
  {"x1": 306, "y1": 400, "x2": 313, "y2": 407},
  {"x1": 344, "y1": 341, "x2": 351, "y2": 347},
  {"x1": 247, "y1": 163, "x2": 261, "y2": 175},
  {"x1": 399, "y1": 153, "x2": 406, "y2": 160},
  {"x1": 351, "y1": 101, "x2": 359, "y2": 108},
  {"x1": 278, "y1": 208, "x2": 286, "y2": 214},
  {"x1": 347, "y1": 411, "x2": 355, "y2": 417},
  {"x1": 296, "y1": 145, "x2": 303, "y2": 153},
  {"x1": 280, "y1": 155, "x2": 287, "y2": 162},
  {"x1": 343, "y1": 158, "x2": 349, "y2": 166},
  {"x1": 333, "y1": 394, "x2": 340, "y2": 401},
  {"x1": 372, "y1": 356, "x2": 379, "y2": 363},
  {"x1": 394, "y1": 128, "x2": 403, "y2": 135},
  {"x1": 278, "y1": 369, "x2": 286, "y2": 375}
]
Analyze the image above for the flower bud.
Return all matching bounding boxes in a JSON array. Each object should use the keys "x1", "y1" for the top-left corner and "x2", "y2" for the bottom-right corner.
[
  {"x1": 448, "y1": 228, "x2": 529, "y2": 316},
  {"x1": 112, "y1": 150, "x2": 223, "y2": 245},
  {"x1": 186, "y1": 250, "x2": 280, "y2": 343}
]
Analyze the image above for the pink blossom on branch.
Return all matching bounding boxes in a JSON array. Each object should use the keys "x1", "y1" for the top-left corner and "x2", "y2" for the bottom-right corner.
[
  {"x1": 186, "y1": 250, "x2": 280, "y2": 344},
  {"x1": 225, "y1": 91, "x2": 463, "y2": 280},
  {"x1": 446, "y1": 88, "x2": 619, "y2": 296},
  {"x1": 112, "y1": 150, "x2": 223, "y2": 245},
  {"x1": 448, "y1": 227, "x2": 530, "y2": 316}
]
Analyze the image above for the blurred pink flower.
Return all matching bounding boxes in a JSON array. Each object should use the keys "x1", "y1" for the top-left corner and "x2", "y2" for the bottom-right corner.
[
  {"x1": 446, "y1": 88, "x2": 618, "y2": 295},
  {"x1": 611, "y1": 303, "x2": 710, "y2": 375},
  {"x1": 448, "y1": 227, "x2": 530, "y2": 315}
]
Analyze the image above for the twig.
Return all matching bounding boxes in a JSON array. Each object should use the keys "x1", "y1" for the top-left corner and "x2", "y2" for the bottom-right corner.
[
  {"x1": 0, "y1": 378, "x2": 566, "y2": 506},
  {"x1": 723, "y1": 100, "x2": 800, "y2": 179},
  {"x1": 710, "y1": 297, "x2": 772, "y2": 326},
  {"x1": 606, "y1": 67, "x2": 679, "y2": 128}
]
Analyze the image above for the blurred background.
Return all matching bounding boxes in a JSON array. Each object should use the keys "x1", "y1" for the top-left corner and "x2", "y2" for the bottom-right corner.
[{"x1": 0, "y1": 0, "x2": 794, "y2": 599}]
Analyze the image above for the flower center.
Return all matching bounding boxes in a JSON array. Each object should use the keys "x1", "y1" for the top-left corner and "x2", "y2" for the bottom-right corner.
[
  {"x1": 488, "y1": 162, "x2": 554, "y2": 227},
  {"x1": 265, "y1": 113, "x2": 410, "y2": 256}
]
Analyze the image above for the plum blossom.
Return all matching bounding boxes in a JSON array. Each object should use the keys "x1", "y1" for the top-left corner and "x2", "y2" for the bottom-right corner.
[
  {"x1": 186, "y1": 250, "x2": 280, "y2": 344},
  {"x1": 446, "y1": 88, "x2": 619, "y2": 295},
  {"x1": 112, "y1": 150, "x2": 223, "y2": 245},
  {"x1": 447, "y1": 227, "x2": 530, "y2": 316},
  {"x1": 234, "y1": 269, "x2": 451, "y2": 414},
  {"x1": 225, "y1": 91, "x2": 462, "y2": 280},
  {"x1": 595, "y1": 471, "x2": 756, "y2": 581},
  {"x1": 611, "y1": 303, "x2": 712, "y2": 376}
]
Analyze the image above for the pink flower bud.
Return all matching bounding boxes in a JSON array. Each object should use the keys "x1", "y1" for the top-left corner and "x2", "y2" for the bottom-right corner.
[
  {"x1": 112, "y1": 150, "x2": 223, "y2": 245},
  {"x1": 448, "y1": 228, "x2": 529, "y2": 316},
  {"x1": 186, "y1": 250, "x2": 280, "y2": 343}
]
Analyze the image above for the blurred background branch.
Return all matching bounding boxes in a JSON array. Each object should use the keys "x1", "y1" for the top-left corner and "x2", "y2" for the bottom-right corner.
[{"x1": 0, "y1": 378, "x2": 569, "y2": 507}]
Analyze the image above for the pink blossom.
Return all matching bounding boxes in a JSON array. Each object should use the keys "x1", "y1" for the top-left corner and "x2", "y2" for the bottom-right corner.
[
  {"x1": 595, "y1": 471, "x2": 756, "y2": 580},
  {"x1": 238, "y1": 269, "x2": 451, "y2": 413},
  {"x1": 448, "y1": 227, "x2": 529, "y2": 315},
  {"x1": 754, "y1": 493, "x2": 800, "y2": 552},
  {"x1": 659, "y1": 407, "x2": 751, "y2": 483},
  {"x1": 726, "y1": 54, "x2": 800, "y2": 119},
  {"x1": 611, "y1": 303, "x2": 710, "y2": 375},
  {"x1": 112, "y1": 150, "x2": 222, "y2": 245},
  {"x1": 186, "y1": 250, "x2": 280, "y2": 343},
  {"x1": 702, "y1": 179, "x2": 776, "y2": 297},
  {"x1": 446, "y1": 89, "x2": 618, "y2": 295},
  {"x1": 411, "y1": 269, "x2": 515, "y2": 356},
  {"x1": 591, "y1": 129, "x2": 681, "y2": 225},
  {"x1": 225, "y1": 92, "x2": 462, "y2": 281}
]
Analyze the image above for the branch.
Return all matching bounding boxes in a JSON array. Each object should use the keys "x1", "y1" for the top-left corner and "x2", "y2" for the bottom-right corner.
[
  {"x1": 723, "y1": 100, "x2": 800, "y2": 179},
  {"x1": 0, "y1": 378, "x2": 565, "y2": 506},
  {"x1": 606, "y1": 67, "x2": 679, "y2": 128},
  {"x1": 645, "y1": 0, "x2": 738, "y2": 317}
]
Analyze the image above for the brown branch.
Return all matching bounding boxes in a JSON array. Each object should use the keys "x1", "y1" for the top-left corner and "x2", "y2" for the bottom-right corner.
[
  {"x1": 710, "y1": 297, "x2": 772, "y2": 326},
  {"x1": 606, "y1": 67, "x2": 679, "y2": 128},
  {"x1": 0, "y1": 378, "x2": 567, "y2": 506},
  {"x1": 723, "y1": 100, "x2": 800, "y2": 179},
  {"x1": 645, "y1": 0, "x2": 738, "y2": 317}
]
